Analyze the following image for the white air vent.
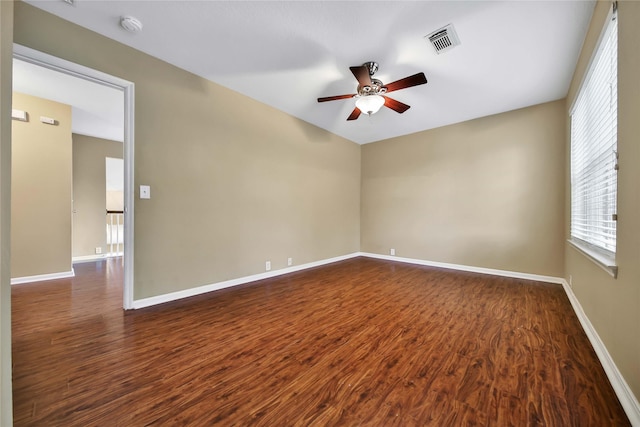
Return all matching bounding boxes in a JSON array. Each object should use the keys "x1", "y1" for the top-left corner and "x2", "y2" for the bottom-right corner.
[{"x1": 425, "y1": 24, "x2": 460, "y2": 54}]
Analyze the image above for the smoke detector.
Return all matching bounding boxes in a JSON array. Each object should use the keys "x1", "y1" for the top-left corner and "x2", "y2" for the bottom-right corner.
[
  {"x1": 425, "y1": 24, "x2": 461, "y2": 54},
  {"x1": 120, "y1": 16, "x2": 143, "y2": 33}
]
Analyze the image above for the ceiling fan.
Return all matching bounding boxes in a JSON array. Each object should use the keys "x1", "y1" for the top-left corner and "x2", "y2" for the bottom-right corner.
[{"x1": 317, "y1": 62, "x2": 427, "y2": 121}]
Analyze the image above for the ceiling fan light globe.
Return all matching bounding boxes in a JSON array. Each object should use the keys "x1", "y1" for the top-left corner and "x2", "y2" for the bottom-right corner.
[{"x1": 355, "y1": 94, "x2": 385, "y2": 116}]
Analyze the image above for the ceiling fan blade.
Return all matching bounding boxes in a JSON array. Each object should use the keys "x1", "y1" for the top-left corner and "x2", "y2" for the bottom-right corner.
[
  {"x1": 384, "y1": 72, "x2": 427, "y2": 93},
  {"x1": 347, "y1": 107, "x2": 362, "y2": 121},
  {"x1": 350, "y1": 65, "x2": 372, "y2": 88},
  {"x1": 317, "y1": 94, "x2": 356, "y2": 103},
  {"x1": 383, "y1": 96, "x2": 411, "y2": 114}
]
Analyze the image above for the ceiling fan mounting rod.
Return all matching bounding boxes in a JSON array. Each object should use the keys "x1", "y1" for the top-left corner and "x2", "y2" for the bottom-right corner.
[{"x1": 363, "y1": 61, "x2": 379, "y2": 76}]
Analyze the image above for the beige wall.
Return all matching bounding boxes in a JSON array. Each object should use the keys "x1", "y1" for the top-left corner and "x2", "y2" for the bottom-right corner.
[
  {"x1": 11, "y1": 92, "x2": 72, "y2": 278},
  {"x1": 564, "y1": 0, "x2": 640, "y2": 401},
  {"x1": 0, "y1": 1, "x2": 13, "y2": 423},
  {"x1": 362, "y1": 100, "x2": 565, "y2": 277},
  {"x1": 13, "y1": 2, "x2": 361, "y2": 299},
  {"x1": 72, "y1": 134, "x2": 123, "y2": 258}
]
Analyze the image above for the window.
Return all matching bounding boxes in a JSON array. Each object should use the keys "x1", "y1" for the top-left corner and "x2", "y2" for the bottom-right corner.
[{"x1": 570, "y1": 4, "x2": 618, "y2": 272}]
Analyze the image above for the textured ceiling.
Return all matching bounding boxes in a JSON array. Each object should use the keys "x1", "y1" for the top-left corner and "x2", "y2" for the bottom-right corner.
[{"x1": 23, "y1": 0, "x2": 595, "y2": 144}]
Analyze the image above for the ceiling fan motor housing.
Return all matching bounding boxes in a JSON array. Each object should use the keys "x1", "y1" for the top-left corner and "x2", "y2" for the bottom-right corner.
[{"x1": 358, "y1": 78, "x2": 387, "y2": 97}]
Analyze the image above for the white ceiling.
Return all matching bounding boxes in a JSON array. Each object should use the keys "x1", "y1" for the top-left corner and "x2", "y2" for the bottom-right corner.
[
  {"x1": 13, "y1": 58, "x2": 124, "y2": 142},
  {"x1": 24, "y1": 0, "x2": 595, "y2": 145}
]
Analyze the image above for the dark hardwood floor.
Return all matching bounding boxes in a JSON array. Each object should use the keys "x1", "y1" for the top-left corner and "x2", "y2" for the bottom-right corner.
[{"x1": 12, "y1": 257, "x2": 629, "y2": 426}]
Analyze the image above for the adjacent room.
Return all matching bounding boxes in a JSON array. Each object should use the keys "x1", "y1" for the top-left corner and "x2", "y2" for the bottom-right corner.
[{"x1": 1, "y1": 0, "x2": 638, "y2": 425}]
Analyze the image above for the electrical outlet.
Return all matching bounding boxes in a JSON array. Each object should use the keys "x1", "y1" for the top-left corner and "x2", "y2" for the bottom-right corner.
[
  {"x1": 287, "y1": 257, "x2": 293, "y2": 266},
  {"x1": 265, "y1": 261, "x2": 271, "y2": 271},
  {"x1": 390, "y1": 248, "x2": 396, "y2": 256},
  {"x1": 95, "y1": 247, "x2": 102, "y2": 255}
]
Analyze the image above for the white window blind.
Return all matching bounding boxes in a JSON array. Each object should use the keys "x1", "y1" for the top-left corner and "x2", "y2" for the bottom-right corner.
[{"x1": 570, "y1": 5, "x2": 618, "y2": 255}]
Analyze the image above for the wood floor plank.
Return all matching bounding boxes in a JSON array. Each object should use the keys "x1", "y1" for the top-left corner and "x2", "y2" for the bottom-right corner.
[{"x1": 12, "y1": 257, "x2": 630, "y2": 426}]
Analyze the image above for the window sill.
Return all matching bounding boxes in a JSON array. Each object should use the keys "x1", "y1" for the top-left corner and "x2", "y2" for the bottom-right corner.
[{"x1": 567, "y1": 239, "x2": 618, "y2": 278}]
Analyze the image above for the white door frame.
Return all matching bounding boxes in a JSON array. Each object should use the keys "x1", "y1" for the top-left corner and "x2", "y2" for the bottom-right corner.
[{"x1": 13, "y1": 44, "x2": 135, "y2": 309}]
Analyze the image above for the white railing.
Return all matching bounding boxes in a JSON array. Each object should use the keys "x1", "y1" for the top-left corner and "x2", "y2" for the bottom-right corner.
[{"x1": 106, "y1": 211, "x2": 124, "y2": 256}]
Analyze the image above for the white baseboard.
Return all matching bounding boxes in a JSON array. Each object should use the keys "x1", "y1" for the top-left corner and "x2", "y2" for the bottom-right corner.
[
  {"x1": 131, "y1": 252, "x2": 360, "y2": 309},
  {"x1": 133, "y1": 251, "x2": 563, "y2": 310},
  {"x1": 72, "y1": 254, "x2": 123, "y2": 264},
  {"x1": 358, "y1": 252, "x2": 565, "y2": 284},
  {"x1": 133, "y1": 252, "x2": 564, "y2": 309},
  {"x1": 73, "y1": 254, "x2": 107, "y2": 263},
  {"x1": 11, "y1": 269, "x2": 75, "y2": 285},
  {"x1": 561, "y1": 281, "x2": 640, "y2": 426}
]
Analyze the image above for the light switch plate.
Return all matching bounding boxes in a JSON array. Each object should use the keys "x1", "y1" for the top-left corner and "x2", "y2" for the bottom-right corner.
[{"x1": 140, "y1": 185, "x2": 151, "y2": 199}]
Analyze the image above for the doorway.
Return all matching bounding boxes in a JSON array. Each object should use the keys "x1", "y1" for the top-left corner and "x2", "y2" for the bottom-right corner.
[{"x1": 12, "y1": 44, "x2": 135, "y2": 309}]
